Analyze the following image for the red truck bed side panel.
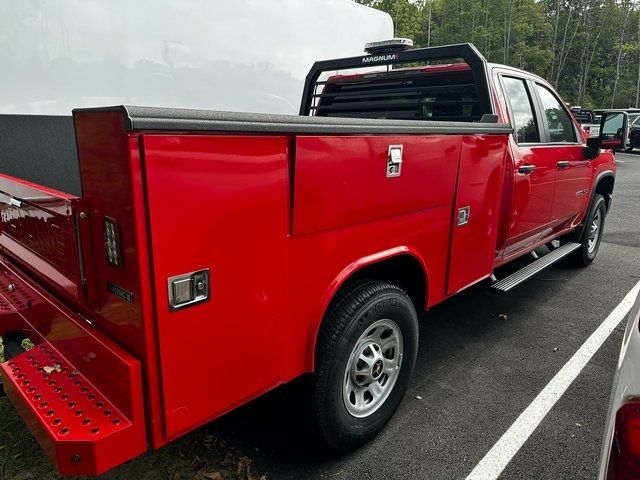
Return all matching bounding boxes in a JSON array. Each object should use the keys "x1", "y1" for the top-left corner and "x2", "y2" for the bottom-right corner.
[
  {"x1": 141, "y1": 134, "x2": 290, "y2": 439},
  {"x1": 286, "y1": 205, "x2": 454, "y2": 379},
  {"x1": 123, "y1": 129, "x2": 510, "y2": 441}
]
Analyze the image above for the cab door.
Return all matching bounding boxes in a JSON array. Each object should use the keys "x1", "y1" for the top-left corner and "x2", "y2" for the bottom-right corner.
[
  {"x1": 530, "y1": 82, "x2": 592, "y2": 235},
  {"x1": 499, "y1": 75, "x2": 557, "y2": 257}
]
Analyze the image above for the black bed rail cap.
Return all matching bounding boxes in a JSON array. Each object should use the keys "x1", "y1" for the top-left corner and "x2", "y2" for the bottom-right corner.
[{"x1": 72, "y1": 104, "x2": 512, "y2": 136}]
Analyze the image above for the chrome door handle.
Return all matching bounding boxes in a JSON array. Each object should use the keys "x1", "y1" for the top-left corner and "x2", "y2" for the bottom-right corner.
[
  {"x1": 557, "y1": 160, "x2": 571, "y2": 169},
  {"x1": 518, "y1": 164, "x2": 536, "y2": 174}
]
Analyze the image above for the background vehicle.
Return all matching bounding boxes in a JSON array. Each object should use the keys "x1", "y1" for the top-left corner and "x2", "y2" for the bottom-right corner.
[
  {"x1": 598, "y1": 289, "x2": 640, "y2": 479},
  {"x1": 624, "y1": 112, "x2": 640, "y2": 152},
  {"x1": 626, "y1": 115, "x2": 640, "y2": 152},
  {"x1": 0, "y1": 39, "x2": 620, "y2": 476},
  {"x1": 572, "y1": 107, "x2": 599, "y2": 137},
  {"x1": 594, "y1": 109, "x2": 640, "y2": 151}
]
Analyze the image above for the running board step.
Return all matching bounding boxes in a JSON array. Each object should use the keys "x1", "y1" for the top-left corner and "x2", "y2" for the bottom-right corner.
[{"x1": 491, "y1": 242, "x2": 581, "y2": 294}]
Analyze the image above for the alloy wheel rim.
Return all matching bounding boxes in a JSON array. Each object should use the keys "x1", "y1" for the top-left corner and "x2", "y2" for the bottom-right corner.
[
  {"x1": 343, "y1": 318, "x2": 403, "y2": 418},
  {"x1": 587, "y1": 209, "x2": 601, "y2": 254}
]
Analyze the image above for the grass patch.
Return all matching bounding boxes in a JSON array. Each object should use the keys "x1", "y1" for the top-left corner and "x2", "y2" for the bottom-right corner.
[
  {"x1": 0, "y1": 338, "x2": 266, "y2": 479},
  {"x1": 0, "y1": 395, "x2": 266, "y2": 480}
]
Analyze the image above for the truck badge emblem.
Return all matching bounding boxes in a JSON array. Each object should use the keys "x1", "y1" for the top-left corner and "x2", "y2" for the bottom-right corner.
[{"x1": 106, "y1": 281, "x2": 134, "y2": 303}]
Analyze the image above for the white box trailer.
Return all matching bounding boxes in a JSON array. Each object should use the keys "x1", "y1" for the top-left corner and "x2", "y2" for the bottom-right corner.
[{"x1": 0, "y1": 0, "x2": 392, "y2": 115}]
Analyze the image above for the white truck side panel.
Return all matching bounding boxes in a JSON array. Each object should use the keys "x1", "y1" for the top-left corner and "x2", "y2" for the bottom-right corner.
[{"x1": 0, "y1": 0, "x2": 392, "y2": 115}]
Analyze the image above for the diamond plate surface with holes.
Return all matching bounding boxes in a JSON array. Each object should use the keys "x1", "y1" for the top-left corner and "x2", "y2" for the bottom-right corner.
[{"x1": 0, "y1": 340, "x2": 145, "y2": 475}]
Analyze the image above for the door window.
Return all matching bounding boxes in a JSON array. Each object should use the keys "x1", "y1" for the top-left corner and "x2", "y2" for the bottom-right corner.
[
  {"x1": 502, "y1": 77, "x2": 540, "y2": 144},
  {"x1": 534, "y1": 84, "x2": 577, "y2": 143}
]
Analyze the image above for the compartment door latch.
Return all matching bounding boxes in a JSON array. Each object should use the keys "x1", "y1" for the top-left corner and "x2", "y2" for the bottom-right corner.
[
  {"x1": 168, "y1": 269, "x2": 210, "y2": 311},
  {"x1": 387, "y1": 145, "x2": 403, "y2": 178}
]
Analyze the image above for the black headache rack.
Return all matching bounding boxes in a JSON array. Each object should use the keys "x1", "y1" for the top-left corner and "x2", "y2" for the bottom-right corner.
[{"x1": 299, "y1": 43, "x2": 495, "y2": 122}]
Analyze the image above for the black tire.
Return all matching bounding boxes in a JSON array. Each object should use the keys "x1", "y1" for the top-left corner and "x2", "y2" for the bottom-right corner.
[
  {"x1": 312, "y1": 279, "x2": 418, "y2": 451},
  {"x1": 625, "y1": 147, "x2": 634, "y2": 153},
  {"x1": 569, "y1": 193, "x2": 607, "y2": 267}
]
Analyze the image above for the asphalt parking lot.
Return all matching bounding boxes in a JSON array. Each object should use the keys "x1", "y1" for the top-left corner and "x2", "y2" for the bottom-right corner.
[{"x1": 0, "y1": 153, "x2": 639, "y2": 480}]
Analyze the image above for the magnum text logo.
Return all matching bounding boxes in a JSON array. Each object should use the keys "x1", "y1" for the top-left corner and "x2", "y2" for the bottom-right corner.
[{"x1": 362, "y1": 54, "x2": 400, "y2": 64}]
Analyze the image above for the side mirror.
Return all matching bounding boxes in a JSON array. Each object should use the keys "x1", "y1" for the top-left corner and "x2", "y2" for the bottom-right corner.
[
  {"x1": 584, "y1": 137, "x2": 600, "y2": 160},
  {"x1": 599, "y1": 111, "x2": 628, "y2": 150},
  {"x1": 584, "y1": 111, "x2": 628, "y2": 159}
]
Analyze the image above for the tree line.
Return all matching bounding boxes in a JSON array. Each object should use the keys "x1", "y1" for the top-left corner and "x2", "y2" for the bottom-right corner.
[{"x1": 355, "y1": 0, "x2": 640, "y2": 109}]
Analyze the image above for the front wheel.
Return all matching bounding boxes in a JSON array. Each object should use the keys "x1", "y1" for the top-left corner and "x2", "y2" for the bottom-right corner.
[
  {"x1": 312, "y1": 279, "x2": 418, "y2": 451},
  {"x1": 569, "y1": 193, "x2": 607, "y2": 267}
]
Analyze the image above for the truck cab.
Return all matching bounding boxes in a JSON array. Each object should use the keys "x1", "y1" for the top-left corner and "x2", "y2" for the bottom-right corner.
[{"x1": 490, "y1": 64, "x2": 606, "y2": 261}]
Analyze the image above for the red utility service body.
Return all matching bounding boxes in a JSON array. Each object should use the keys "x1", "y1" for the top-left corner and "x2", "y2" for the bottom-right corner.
[{"x1": 0, "y1": 45, "x2": 615, "y2": 475}]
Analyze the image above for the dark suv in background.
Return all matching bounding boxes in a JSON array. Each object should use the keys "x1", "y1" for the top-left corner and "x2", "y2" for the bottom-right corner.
[{"x1": 627, "y1": 114, "x2": 640, "y2": 152}]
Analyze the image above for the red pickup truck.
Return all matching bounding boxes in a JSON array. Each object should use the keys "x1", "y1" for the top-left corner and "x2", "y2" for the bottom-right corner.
[{"x1": 0, "y1": 41, "x2": 624, "y2": 475}]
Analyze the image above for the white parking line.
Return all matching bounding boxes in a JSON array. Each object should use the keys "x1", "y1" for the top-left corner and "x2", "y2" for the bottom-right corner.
[{"x1": 466, "y1": 280, "x2": 640, "y2": 480}]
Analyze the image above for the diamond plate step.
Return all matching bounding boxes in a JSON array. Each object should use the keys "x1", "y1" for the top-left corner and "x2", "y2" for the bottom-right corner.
[{"x1": 0, "y1": 340, "x2": 145, "y2": 475}]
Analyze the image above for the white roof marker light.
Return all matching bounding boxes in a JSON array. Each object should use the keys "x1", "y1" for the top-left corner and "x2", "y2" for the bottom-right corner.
[{"x1": 364, "y1": 38, "x2": 414, "y2": 55}]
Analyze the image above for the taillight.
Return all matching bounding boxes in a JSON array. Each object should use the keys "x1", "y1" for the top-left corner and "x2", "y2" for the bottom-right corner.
[
  {"x1": 608, "y1": 402, "x2": 640, "y2": 479},
  {"x1": 103, "y1": 216, "x2": 122, "y2": 268},
  {"x1": 584, "y1": 126, "x2": 591, "y2": 133}
]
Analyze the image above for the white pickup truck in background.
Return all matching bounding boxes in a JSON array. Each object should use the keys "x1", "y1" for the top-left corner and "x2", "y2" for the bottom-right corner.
[{"x1": 571, "y1": 107, "x2": 600, "y2": 137}]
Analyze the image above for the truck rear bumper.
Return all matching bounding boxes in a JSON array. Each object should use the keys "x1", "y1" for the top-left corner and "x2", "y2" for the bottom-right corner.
[{"x1": 0, "y1": 260, "x2": 146, "y2": 475}]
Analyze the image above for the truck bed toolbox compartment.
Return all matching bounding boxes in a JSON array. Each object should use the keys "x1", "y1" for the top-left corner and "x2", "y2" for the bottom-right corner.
[{"x1": 292, "y1": 135, "x2": 461, "y2": 235}]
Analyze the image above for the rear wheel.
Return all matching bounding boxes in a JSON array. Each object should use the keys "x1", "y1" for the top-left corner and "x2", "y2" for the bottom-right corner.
[
  {"x1": 312, "y1": 279, "x2": 418, "y2": 451},
  {"x1": 569, "y1": 193, "x2": 607, "y2": 267}
]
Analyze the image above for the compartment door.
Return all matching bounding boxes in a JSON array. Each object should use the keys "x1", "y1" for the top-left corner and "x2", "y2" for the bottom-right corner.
[
  {"x1": 447, "y1": 135, "x2": 509, "y2": 295},
  {"x1": 142, "y1": 134, "x2": 290, "y2": 438}
]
